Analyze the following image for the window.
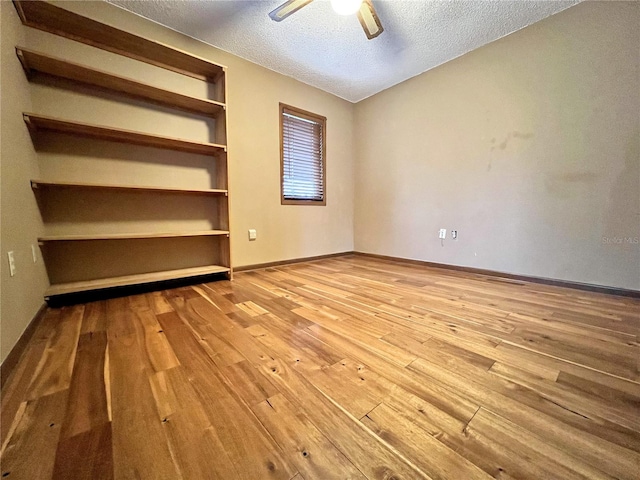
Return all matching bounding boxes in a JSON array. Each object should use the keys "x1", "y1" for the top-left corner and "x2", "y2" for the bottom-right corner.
[{"x1": 280, "y1": 103, "x2": 326, "y2": 205}]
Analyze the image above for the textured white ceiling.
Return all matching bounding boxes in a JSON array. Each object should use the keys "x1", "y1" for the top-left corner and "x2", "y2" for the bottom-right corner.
[{"x1": 107, "y1": 0, "x2": 581, "y2": 102}]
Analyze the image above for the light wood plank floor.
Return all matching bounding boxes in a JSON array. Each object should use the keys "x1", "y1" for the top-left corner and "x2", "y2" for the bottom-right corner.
[{"x1": 1, "y1": 255, "x2": 639, "y2": 479}]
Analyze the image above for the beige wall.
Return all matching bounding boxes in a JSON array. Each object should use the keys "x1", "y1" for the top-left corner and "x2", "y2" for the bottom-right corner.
[
  {"x1": 0, "y1": 3, "x2": 50, "y2": 362},
  {"x1": 354, "y1": 1, "x2": 640, "y2": 290}
]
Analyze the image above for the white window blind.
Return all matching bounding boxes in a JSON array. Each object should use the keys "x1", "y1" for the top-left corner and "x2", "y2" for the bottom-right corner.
[{"x1": 281, "y1": 106, "x2": 325, "y2": 203}]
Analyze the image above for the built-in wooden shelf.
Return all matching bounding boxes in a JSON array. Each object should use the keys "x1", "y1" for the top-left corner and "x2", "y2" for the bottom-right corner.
[
  {"x1": 45, "y1": 264, "x2": 231, "y2": 298},
  {"x1": 18, "y1": 1, "x2": 233, "y2": 299},
  {"x1": 39, "y1": 230, "x2": 230, "y2": 243},
  {"x1": 31, "y1": 179, "x2": 228, "y2": 196},
  {"x1": 16, "y1": 48, "x2": 226, "y2": 118},
  {"x1": 13, "y1": 1, "x2": 225, "y2": 82},
  {"x1": 24, "y1": 113, "x2": 226, "y2": 156}
]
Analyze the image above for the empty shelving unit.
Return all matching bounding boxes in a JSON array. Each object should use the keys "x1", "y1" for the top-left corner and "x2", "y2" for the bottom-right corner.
[{"x1": 15, "y1": 0, "x2": 232, "y2": 303}]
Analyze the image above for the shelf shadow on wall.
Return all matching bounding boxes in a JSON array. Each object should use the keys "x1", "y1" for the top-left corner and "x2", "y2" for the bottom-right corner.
[
  {"x1": 32, "y1": 131, "x2": 221, "y2": 187},
  {"x1": 42, "y1": 236, "x2": 227, "y2": 284},
  {"x1": 29, "y1": 73, "x2": 220, "y2": 143},
  {"x1": 34, "y1": 187, "x2": 225, "y2": 226}
]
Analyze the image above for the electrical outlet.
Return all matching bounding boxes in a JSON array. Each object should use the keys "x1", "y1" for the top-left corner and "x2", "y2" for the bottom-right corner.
[
  {"x1": 31, "y1": 244, "x2": 38, "y2": 263},
  {"x1": 248, "y1": 229, "x2": 257, "y2": 241},
  {"x1": 8, "y1": 251, "x2": 16, "y2": 277},
  {"x1": 439, "y1": 228, "x2": 447, "y2": 239},
  {"x1": 451, "y1": 230, "x2": 458, "y2": 240}
]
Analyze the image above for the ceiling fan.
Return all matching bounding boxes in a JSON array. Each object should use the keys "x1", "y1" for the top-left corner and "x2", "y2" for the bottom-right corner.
[{"x1": 269, "y1": 0, "x2": 384, "y2": 40}]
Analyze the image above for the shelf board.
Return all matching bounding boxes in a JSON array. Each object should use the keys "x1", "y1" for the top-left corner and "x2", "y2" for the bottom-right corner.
[
  {"x1": 45, "y1": 264, "x2": 231, "y2": 297},
  {"x1": 13, "y1": 1, "x2": 225, "y2": 82},
  {"x1": 24, "y1": 113, "x2": 226, "y2": 156},
  {"x1": 39, "y1": 230, "x2": 229, "y2": 242},
  {"x1": 16, "y1": 48, "x2": 225, "y2": 118},
  {"x1": 31, "y1": 179, "x2": 227, "y2": 196}
]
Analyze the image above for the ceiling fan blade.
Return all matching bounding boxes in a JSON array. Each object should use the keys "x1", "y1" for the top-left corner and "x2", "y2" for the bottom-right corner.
[
  {"x1": 269, "y1": 0, "x2": 314, "y2": 22},
  {"x1": 357, "y1": 0, "x2": 384, "y2": 39}
]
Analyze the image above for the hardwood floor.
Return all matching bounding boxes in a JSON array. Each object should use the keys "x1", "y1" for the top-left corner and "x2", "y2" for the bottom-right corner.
[{"x1": 1, "y1": 254, "x2": 639, "y2": 479}]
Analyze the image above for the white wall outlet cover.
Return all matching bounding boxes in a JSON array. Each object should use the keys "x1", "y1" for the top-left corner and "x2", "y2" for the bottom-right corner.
[
  {"x1": 8, "y1": 251, "x2": 16, "y2": 277},
  {"x1": 248, "y1": 229, "x2": 257, "y2": 241},
  {"x1": 439, "y1": 228, "x2": 447, "y2": 239},
  {"x1": 451, "y1": 230, "x2": 458, "y2": 240},
  {"x1": 32, "y1": 244, "x2": 38, "y2": 263}
]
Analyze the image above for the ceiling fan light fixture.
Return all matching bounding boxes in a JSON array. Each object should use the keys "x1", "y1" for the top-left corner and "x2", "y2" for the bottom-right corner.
[{"x1": 330, "y1": 0, "x2": 363, "y2": 16}]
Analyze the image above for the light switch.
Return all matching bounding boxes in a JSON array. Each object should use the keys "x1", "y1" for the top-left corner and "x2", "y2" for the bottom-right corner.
[{"x1": 248, "y1": 229, "x2": 257, "y2": 241}]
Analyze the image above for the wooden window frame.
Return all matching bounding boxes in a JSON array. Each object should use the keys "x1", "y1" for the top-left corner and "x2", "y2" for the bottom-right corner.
[{"x1": 280, "y1": 103, "x2": 327, "y2": 206}]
